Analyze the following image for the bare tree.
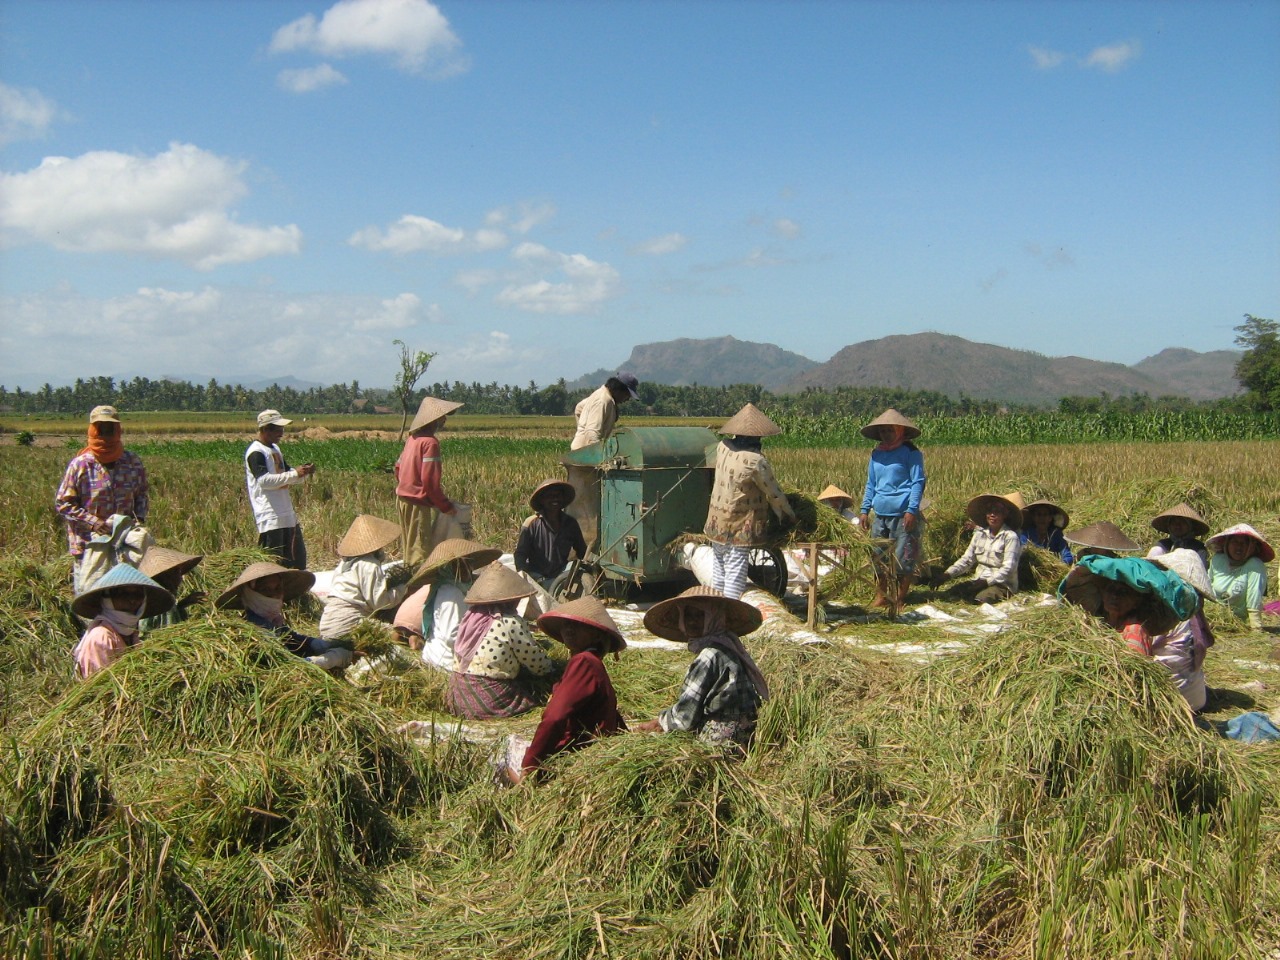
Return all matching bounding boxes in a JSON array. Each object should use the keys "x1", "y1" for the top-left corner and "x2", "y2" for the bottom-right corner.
[{"x1": 392, "y1": 340, "x2": 437, "y2": 441}]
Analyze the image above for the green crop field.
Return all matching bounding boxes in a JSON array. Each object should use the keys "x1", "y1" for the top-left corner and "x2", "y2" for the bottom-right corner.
[{"x1": 2, "y1": 432, "x2": 1278, "y2": 959}]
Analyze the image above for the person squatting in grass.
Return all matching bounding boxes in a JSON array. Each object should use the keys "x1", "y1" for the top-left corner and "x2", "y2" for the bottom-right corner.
[
  {"x1": 1207, "y1": 523, "x2": 1273, "y2": 631},
  {"x1": 318, "y1": 514, "x2": 413, "y2": 640},
  {"x1": 931, "y1": 493, "x2": 1023, "y2": 604},
  {"x1": 514, "y1": 478, "x2": 588, "y2": 597},
  {"x1": 72, "y1": 562, "x2": 175, "y2": 679},
  {"x1": 505, "y1": 596, "x2": 628, "y2": 785},
  {"x1": 856, "y1": 409, "x2": 926, "y2": 609},
  {"x1": 1020, "y1": 499, "x2": 1074, "y2": 565},
  {"x1": 1149, "y1": 502, "x2": 1210, "y2": 564},
  {"x1": 1059, "y1": 553, "x2": 1203, "y2": 709},
  {"x1": 138, "y1": 547, "x2": 205, "y2": 633},
  {"x1": 56, "y1": 405, "x2": 150, "y2": 594},
  {"x1": 216, "y1": 562, "x2": 355, "y2": 671},
  {"x1": 395, "y1": 396, "x2": 463, "y2": 570},
  {"x1": 245, "y1": 409, "x2": 314, "y2": 570},
  {"x1": 634, "y1": 586, "x2": 769, "y2": 750},
  {"x1": 393, "y1": 538, "x2": 500, "y2": 667},
  {"x1": 703, "y1": 403, "x2": 796, "y2": 600},
  {"x1": 446, "y1": 561, "x2": 559, "y2": 720}
]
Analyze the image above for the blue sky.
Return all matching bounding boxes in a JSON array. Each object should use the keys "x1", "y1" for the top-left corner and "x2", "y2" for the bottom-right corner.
[{"x1": 1, "y1": 0, "x2": 1277, "y2": 390}]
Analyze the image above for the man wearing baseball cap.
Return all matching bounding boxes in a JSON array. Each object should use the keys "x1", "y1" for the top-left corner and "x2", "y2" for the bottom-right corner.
[
  {"x1": 245, "y1": 409, "x2": 314, "y2": 570},
  {"x1": 55, "y1": 406, "x2": 150, "y2": 592}
]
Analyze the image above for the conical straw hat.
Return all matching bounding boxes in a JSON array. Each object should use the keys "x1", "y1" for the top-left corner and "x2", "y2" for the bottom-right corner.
[
  {"x1": 860, "y1": 408, "x2": 920, "y2": 441},
  {"x1": 216, "y1": 562, "x2": 315, "y2": 609},
  {"x1": 643, "y1": 585, "x2": 763, "y2": 643},
  {"x1": 1151, "y1": 502, "x2": 1209, "y2": 539},
  {"x1": 405, "y1": 538, "x2": 502, "y2": 593},
  {"x1": 139, "y1": 546, "x2": 203, "y2": 581},
  {"x1": 1206, "y1": 523, "x2": 1275, "y2": 563},
  {"x1": 1024, "y1": 499, "x2": 1070, "y2": 530},
  {"x1": 72, "y1": 562, "x2": 175, "y2": 619},
  {"x1": 965, "y1": 493, "x2": 1023, "y2": 530},
  {"x1": 529, "y1": 478, "x2": 576, "y2": 511},
  {"x1": 465, "y1": 561, "x2": 536, "y2": 605},
  {"x1": 337, "y1": 514, "x2": 402, "y2": 558},
  {"x1": 538, "y1": 596, "x2": 626, "y2": 653},
  {"x1": 409, "y1": 396, "x2": 464, "y2": 433},
  {"x1": 817, "y1": 484, "x2": 854, "y2": 506},
  {"x1": 1146, "y1": 548, "x2": 1213, "y2": 598},
  {"x1": 1064, "y1": 521, "x2": 1140, "y2": 553},
  {"x1": 718, "y1": 403, "x2": 780, "y2": 437}
]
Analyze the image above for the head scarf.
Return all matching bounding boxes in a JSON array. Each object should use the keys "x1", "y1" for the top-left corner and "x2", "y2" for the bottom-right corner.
[
  {"x1": 96, "y1": 595, "x2": 145, "y2": 636},
  {"x1": 241, "y1": 587, "x2": 285, "y2": 627},
  {"x1": 876, "y1": 424, "x2": 907, "y2": 452},
  {"x1": 78, "y1": 422, "x2": 124, "y2": 465},
  {"x1": 681, "y1": 599, "x2": 770, "y2": 701},
  {"x1": 421, "y1": 561, "x2": 468, "y2": 641},
  {"x1": 452, "y1": 601, "x2": 512, "y2": 671}
]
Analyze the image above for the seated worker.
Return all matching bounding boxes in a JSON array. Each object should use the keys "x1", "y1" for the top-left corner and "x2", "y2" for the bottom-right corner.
[
  {"x1": 634, "y1": 586, "x2": 769, "y2": 750},
  {"x1": 446, "y1": 561, "x2": 559, "y2": 720},
  {"x1": 138, "y1": 546, "x2": 205, "y2": 632},
  {"x1": 506, "y1": 596, "x2": 628, "y2": 784},
  {"x1": 1149, "y1": 503, "x2": 1210, "y2": 563},
  {"x1": 72, "y1": 562, "x2": 174, "y2": 679},
  {"x1": 1064, "y1": 521, "x2": 1141, "y2": 562},
  {"x1": 514, "y1": 479, "x2": 587, "y2": 591},
  {"x1": 216, "y1": 561, "x2": 354, "y2": 671},
  {"x1": 816, "y1": 484, "x2": 858, "y2": 523},
  {"x1": 1207, "y1": 523, "x2": 1273, "y2": 630},
  {"x1": 1145, "y1": 548, "x2": 1216, "y2": 711},
  {"x1": 394, "y1": 538, "x2": 501, "y2": 668},
  {"x1": 1059, "y1": 554, "x2": 1200, "y2": 702},
  {"x1": 1020, "y1": 499, "x2": 1073, "y2": 564},
  {"x1": 931, "y1": 493, "x2": 1022, "y2": 604},
  {"x1": 318, "y1": 514, "x2": 412, "y2": 640}
]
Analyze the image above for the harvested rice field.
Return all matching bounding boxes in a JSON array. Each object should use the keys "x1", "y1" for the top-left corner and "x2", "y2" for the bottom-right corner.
[{"x1": 2, "y1": 432, "x2": 1278, "y2": 959}]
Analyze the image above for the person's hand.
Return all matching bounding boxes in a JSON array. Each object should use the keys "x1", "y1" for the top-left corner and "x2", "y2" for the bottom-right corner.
[
  {"x1": 177, "y1": 590, "x2": 207, "y2": 610},
  {"x1": 445, "y1": 501, "x2": 458, "y2": 516},
  {"x1": 632, "y1": 719, "x2": 662, "y2": 733},
  {"x1": 856, "y1": 513, "x2": 869, "y2": 529},
  {"x1": 297, "y1": 463, "x2": 316, "y2": 477},
  {"x1": 903, "y1": 512, "x2": 916, "y2": 532}
]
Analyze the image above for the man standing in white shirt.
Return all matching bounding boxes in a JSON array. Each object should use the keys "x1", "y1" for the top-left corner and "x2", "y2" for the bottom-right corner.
[{"x1": 245, "y1": 410, "x2": 315, "y2": 570}]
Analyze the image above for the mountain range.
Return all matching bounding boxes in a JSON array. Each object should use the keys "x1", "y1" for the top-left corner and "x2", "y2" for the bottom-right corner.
[{"x1": 575, "y1": 333, "x2": 1242, "y2": 406}]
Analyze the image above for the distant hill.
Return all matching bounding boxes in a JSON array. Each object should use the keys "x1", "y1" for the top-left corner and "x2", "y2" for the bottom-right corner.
[
  {"x1": 782, "y1": 333, "x2": 1241, "y2": 405},
  {"x1": 1132, "y1": 348, "x2": 1243, "y2": 402},
  {"x1": 571, "y1": 336, "x2": 818, "y2": 393}
]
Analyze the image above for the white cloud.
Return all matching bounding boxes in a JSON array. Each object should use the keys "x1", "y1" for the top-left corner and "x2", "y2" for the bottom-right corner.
[
  {"x1": 1027, "y1": 46, "x2": 1066, "y2": 70},
  {"x1": 0, "y1": 82, "x2": 59, "y2": 145},
  {"x1": 0, "y1": 143, "x2": 301, "y2": 270},
  {"x1": 773, "y1": 218, "x2": 801, "y2": 239},
  {"x1": 348, "y1": 214, "x2": 508, "y2": 254},
  {"x1": 633, "y1": 232, "x2": 688, "y2": 255},
  {"x1": 270, "y1": 0, "x2": 464, "y2": 75},
  {"x1": 277, "y1": 63, "x2": 349, "y2": 93},
  {"x1": 497, "y1": 246, "x2": 621, "y2": 315},
  {"x1": 452, "y1": 330, "x2": 514, "y2": 366},
  {"x1": 485, "y1": 200, "x2": 556, "y2": 234},
  {"x1": 0, "y1": 286, "x2": 450, "y2": 387},
  {"x1": 1081, "y1": 41, "x2": 1141, "y2": 73},
  {"x1": 454, "y1": 268, "x2": 500, "y2": 294}
]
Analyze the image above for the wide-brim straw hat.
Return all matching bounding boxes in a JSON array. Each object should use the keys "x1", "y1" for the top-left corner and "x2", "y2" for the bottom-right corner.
[
  {"x1": 1024, "y1": 499, "x2": 1070, "y2": 530},
  {"x1": 1206, "y1": 523, "x2": 1275, "y2": 563},
  {"x1": 216, "y1": 562, "x2": 315, "y2": 609},
  {"x1": 965, "y1": 493, "x2": 1023, "y2": 531},
  {"x1": 465, "y1": 561, "x2": 536, "y2": 605},
  {"x1": 817, "y1": 484, "x2": 854, "y2": 507},
  {"x1": 337, "y1": 514, "x2": 402, "y2": 558},
  {"x1": 719, "y1": 403, "x2": 780, "y2": 438},
  {"x1": 860, "y1": 408, "x2": 920, "y2": 441},
  {"x1": 643, "y1": 585, "x2": 763, "y2": 643},
  {"x1": 405, "y1": 538, "x2": 502, "y2": 593},
  {"x1": 73, "y1": 562, "x2": 175, "y2": 619},
  {"x1": 529, "y1": 478, "x2": 576, "y2": 512},
  {"x1": 1151, "y1": 502, "x2": 1209, "y2": 539},
  {"x1": 409, "y1": 396, "x2": 464, "y2": 433},
  {"x1": 139, "y1": 546, "x2": 203, "y2": 581},
  {"x1": 1064, "y1": 521, "x2": 1140, "y2": 553},
  {"x1": 538, "y1": 596, "x2": 626, "y2": 653},
  {"x1": 1146, "y1": 548, "x2": 1213, "y2": 598},
  {"x1": 1058, "y1": 556, "x2": 1197, "y2": 636}
]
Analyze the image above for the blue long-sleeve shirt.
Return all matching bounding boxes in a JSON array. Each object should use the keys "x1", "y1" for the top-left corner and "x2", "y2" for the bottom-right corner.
[
  {"x1": 1019, "y1": 526, "x2": 1074, "y2": 565},
  {"x1": 860, "y1": 444, "x2": 925, "y2": 519}
]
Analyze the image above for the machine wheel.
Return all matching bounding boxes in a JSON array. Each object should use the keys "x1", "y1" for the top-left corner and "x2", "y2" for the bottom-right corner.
[
  {"x1": 748, "y1": 547, "x2": 788, "y2": 597},
  {"x1": 550, "y1": 562, "x2": 595, "y2": 603}
]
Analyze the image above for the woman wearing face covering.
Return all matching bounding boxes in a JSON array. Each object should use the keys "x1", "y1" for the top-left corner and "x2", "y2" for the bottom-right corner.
[
  {"x1": 216, "y1": 562, "x2": 354, "y2": 671},
  {"x1": 855, "y1": 409, "x2": 926, "y2": 609},
  {"x1": 633, "y1": 586, "x2": 769, "y2": 749},
  {"x1": 55, "y1": 405, "x2": 150, "y2": 593},
  {"x1": 72, "y1": 562, "x2": 174, "y2": 679}
]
